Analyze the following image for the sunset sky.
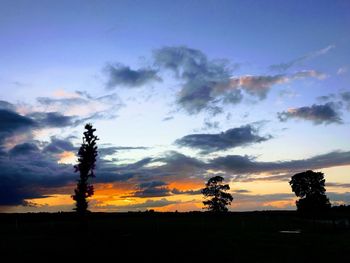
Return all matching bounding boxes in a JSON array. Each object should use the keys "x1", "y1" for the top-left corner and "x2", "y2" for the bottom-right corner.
[{"x1": 1, "y1": 0, "x2": 350, "y2": 212}]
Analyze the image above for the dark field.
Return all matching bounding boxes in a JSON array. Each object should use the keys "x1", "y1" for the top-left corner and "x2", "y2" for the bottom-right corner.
[{"x1": 1, "y1": 211, "x2": 349, "y2": 262}]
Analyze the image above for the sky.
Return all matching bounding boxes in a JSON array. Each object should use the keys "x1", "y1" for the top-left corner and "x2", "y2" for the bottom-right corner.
[{"x1": 0, "y1": 0, "x2": 350, "y2": 212}]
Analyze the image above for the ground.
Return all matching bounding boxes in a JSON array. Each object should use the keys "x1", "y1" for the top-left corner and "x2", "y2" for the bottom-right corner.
[{"x1": 0, "y1": 211, "x2": 349, "y2": 262}]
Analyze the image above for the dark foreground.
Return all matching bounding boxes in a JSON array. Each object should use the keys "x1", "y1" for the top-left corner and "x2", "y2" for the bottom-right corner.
[{"x1": 0, "y1": 211, "x2": 349, "y2": 262}]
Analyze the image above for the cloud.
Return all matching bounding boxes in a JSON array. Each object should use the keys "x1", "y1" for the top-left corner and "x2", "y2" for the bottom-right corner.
[
  {"x1": 28, "y1": 112, "x2": 80, "y2": 127},
  {"x1": 269, "y1": 44, "x2": 335, "y2": 72},
  {"x1": 337, "y1": 66, "x2": 348, "y2": 75},
  {"x1": 162, "y1": 116, "x2": 174, "y2": 122},
  {"x1": 277, "y1": 102, "x2": 343, "y2": 125},
  {"x1": 141, "y1": 150, "x2": 350, "y2": 184},
  {"x1": 125, "y1": 179, "x2": 202, "y2": 198},
  {"x1": 154, "y1": 46, "x2": 327, "y2": 114},
  {"x1": 226, "y1": 70, "x2": 326, "y2": 100},
  {"x1": 9, "y1": 142, "x2": 40, "y2": 156},
  {"x1": 327, "y1": 182, "x2": 350, "y2": 188},
  {"x1": 0, "y1": 109, "x2": 36, "y2": 147},
  {"x1": 100, "y1": 46, "x2": 327, "y2": 114},
  {"x1": 98, "y1": 146, "x2": 149, "y2": 157},
  {"x1": 317, "y1": 93, "x2": 336, "y2": 102},
  {"x1": 175, "y1": 124, "x2": 272, "y2": 153},
  {"x1": 105, "y1": 63, "x2": 161, "y2": 89},
  {"x1": 0, "y1": 100, "x2": 93, "y2": 145},
  {"x1": 0, "y1": 94, "x2": 124, "y2": 151},
  {"x1": 153, "y1": 46, "x2": 234, "y2": 114},
  {"x1": 232, "y1": 189, "x2": 250, "y2": 193},
  {"x1": 0, "y1": 135, "x2": 155, "y2": 206},
  {"x1": 171, "y1": 188, "x2": 202, "y2": 195},
  {"x1": 340, "y1": 91, "x2": 350, "y2": 111},
  {"x1": 0, "y1": 100, "x2": 17, "y2": 111},
  {"x1": 37, "y1": 91, "x2": 124, "y2": 121},
  {"x1": 0, "y1": 148, "x2": 73, "y2": 206},
  {"x1": 95, "y1": 198, "x2": 179, "y2": 212},
  {"x1": 209, "y1": 151, "x2": 350, "y2": 176},
  {"x1": 201, "y1": 120, "x2": 220, "y2": 131},
  {"x1": 1, "y1": 132, "x2": 350, "y2": 207},
  {"x1": 139, "y1": 181, "x2": 168, "y2": 188},
  {"x1": 327, "y1": 192, "x2": 350, "y2": 204},
  {"x1": 133, "y1": 186, "x2": 171, "y2": 198}
]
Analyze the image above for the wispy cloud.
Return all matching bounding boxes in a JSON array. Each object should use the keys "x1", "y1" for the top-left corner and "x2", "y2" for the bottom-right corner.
[{"x1": 269, "y1": 44, "x2": 335, "y2": 72}]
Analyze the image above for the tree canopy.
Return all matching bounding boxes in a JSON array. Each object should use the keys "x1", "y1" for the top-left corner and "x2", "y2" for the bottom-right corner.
[
  {"x1": 202, "y1": 176, "x2": 233, "y2": 212},
  {"x1": 289, "y1": 170, "x2": 331, "y2": 213}
]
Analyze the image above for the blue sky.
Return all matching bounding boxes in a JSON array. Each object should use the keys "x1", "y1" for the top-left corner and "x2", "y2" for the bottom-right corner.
[{"x1": 0, "y1": 0, "x2": 350, "y2": 212}]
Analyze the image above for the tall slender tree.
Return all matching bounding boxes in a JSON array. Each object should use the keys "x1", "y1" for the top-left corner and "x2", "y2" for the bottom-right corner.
[{"x1": 72, "y1": 123, "x2": 98, "y2": 215}]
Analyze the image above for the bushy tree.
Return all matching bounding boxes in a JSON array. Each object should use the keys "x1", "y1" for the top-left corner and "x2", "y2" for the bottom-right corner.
[
  {"x1": 289, "y1": 170, "x2": 331, "y2": 213},
  {"x1": 72, "y1": 124, "x2": 98, "y2": 215},
  {"x1": 202, "y1": 176, "x2": 233, "y2": 212}
]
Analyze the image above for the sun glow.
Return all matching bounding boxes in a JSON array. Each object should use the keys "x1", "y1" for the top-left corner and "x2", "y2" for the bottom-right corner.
[{"x1": 57, "y1": 151, "x2": 76, "y2": 164}]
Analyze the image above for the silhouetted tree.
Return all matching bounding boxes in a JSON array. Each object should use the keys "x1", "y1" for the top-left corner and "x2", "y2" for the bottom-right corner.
[
  {"x1": 289, "y1": 170, "x2": 331, "y2": 213},
  {"x1": 202, "y1": 176, "x2": 233, "y2": 212},
  {"x1": 72, "y1": 124, "x2": 98, "y2": 215}
]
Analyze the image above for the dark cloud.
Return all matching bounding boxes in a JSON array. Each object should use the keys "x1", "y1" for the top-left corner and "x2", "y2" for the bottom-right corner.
[
  {"x1": 126, "y1": 179, "x2": 202, "y2": 198},
  {"x1": 28, "y1": 112, "x2": 81, "y2": 127},
  {"x1": 133, "y1": 186, "x2": 171, "y2": 198},
  {"x1": 317, "y1": 93, "x2": 336, "y2": 102},
  {"x1": 162, "y1": 116, "x2": 174, "y2": 122},
  {"x1": 0, "y1": 109, "x2": 36, "y2": 134},
  {"x1": 0, "y1": 109, "x2": 36, "y2": 147},
  {"x1": 175, "y1": 125, "x2": 272, "y2": 153},
  {"x1": 105, "y1": 64, "x2": 161, "y2": 89},
  {"x1": 138, "y1": 150, "x2": 350, "y2": 186},
  {"x1": 0, "y1": 147, "x2": 73, "y2": 205},
  {"x1": 171, "y1": 188, "x2": 202, "y2": 195},
  {"x1": 37, "y1": 97, "x2": 86, "y2": 107},
  {"x1": 269, "y1": 45, "x2": 335, "y2": 72},
  {"x1": 43, "y1": 137, "x2": 76, "y2": 153},
  {"x1": 139, "y1": 181, "x2": 167, "y2": 189},
  {"x1": 155, "y1": 151, "x2": 205, "y2": 171},
  {"x1": 2, "y1": 133, "x2": 350, "y2": 207},
  {"x1": 97, "y1": 198, "x2": 179, "y2": 212},
  {"x1": 0, "y1": 136, "x2": 154, "y2": 206},
  {"x1": 98, "y1": 146, "x2": 149, "y2": 157},
  {"x1": 340, "y1": 91, "x2": 350, "y2": 110},
  {"x1": 123, "y1": 180, "x2": 171, "y2": 198},
  {"x1": 1, "y1": 100, "x2": 91, "y2": 137},
  {"x1": 0, "y1": 100, "x2": 17, "y2": 111},
  {"x1": 277, "y1": 102, "x2": 342, "y2": 125},
  {"x1": 153, "y1": 46, "x2": 234, "y2": 113},
  {"x1": 201, "y1": 120, "x2": 220, "y2": 130},
  {"x1": 9, "y1": 142, "x2": 40, "y2": 156},
  {"x1": 209, "y1": 151, "x2": 350, "y2": 176},
  {"x1": 327, "y1": 182, "x2": 350, "y2": 188}
]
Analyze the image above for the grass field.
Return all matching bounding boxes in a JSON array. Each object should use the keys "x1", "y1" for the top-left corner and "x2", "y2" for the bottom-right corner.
[{"x1": 1, "y1": 211, "x2": 349, "y2": 262}]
